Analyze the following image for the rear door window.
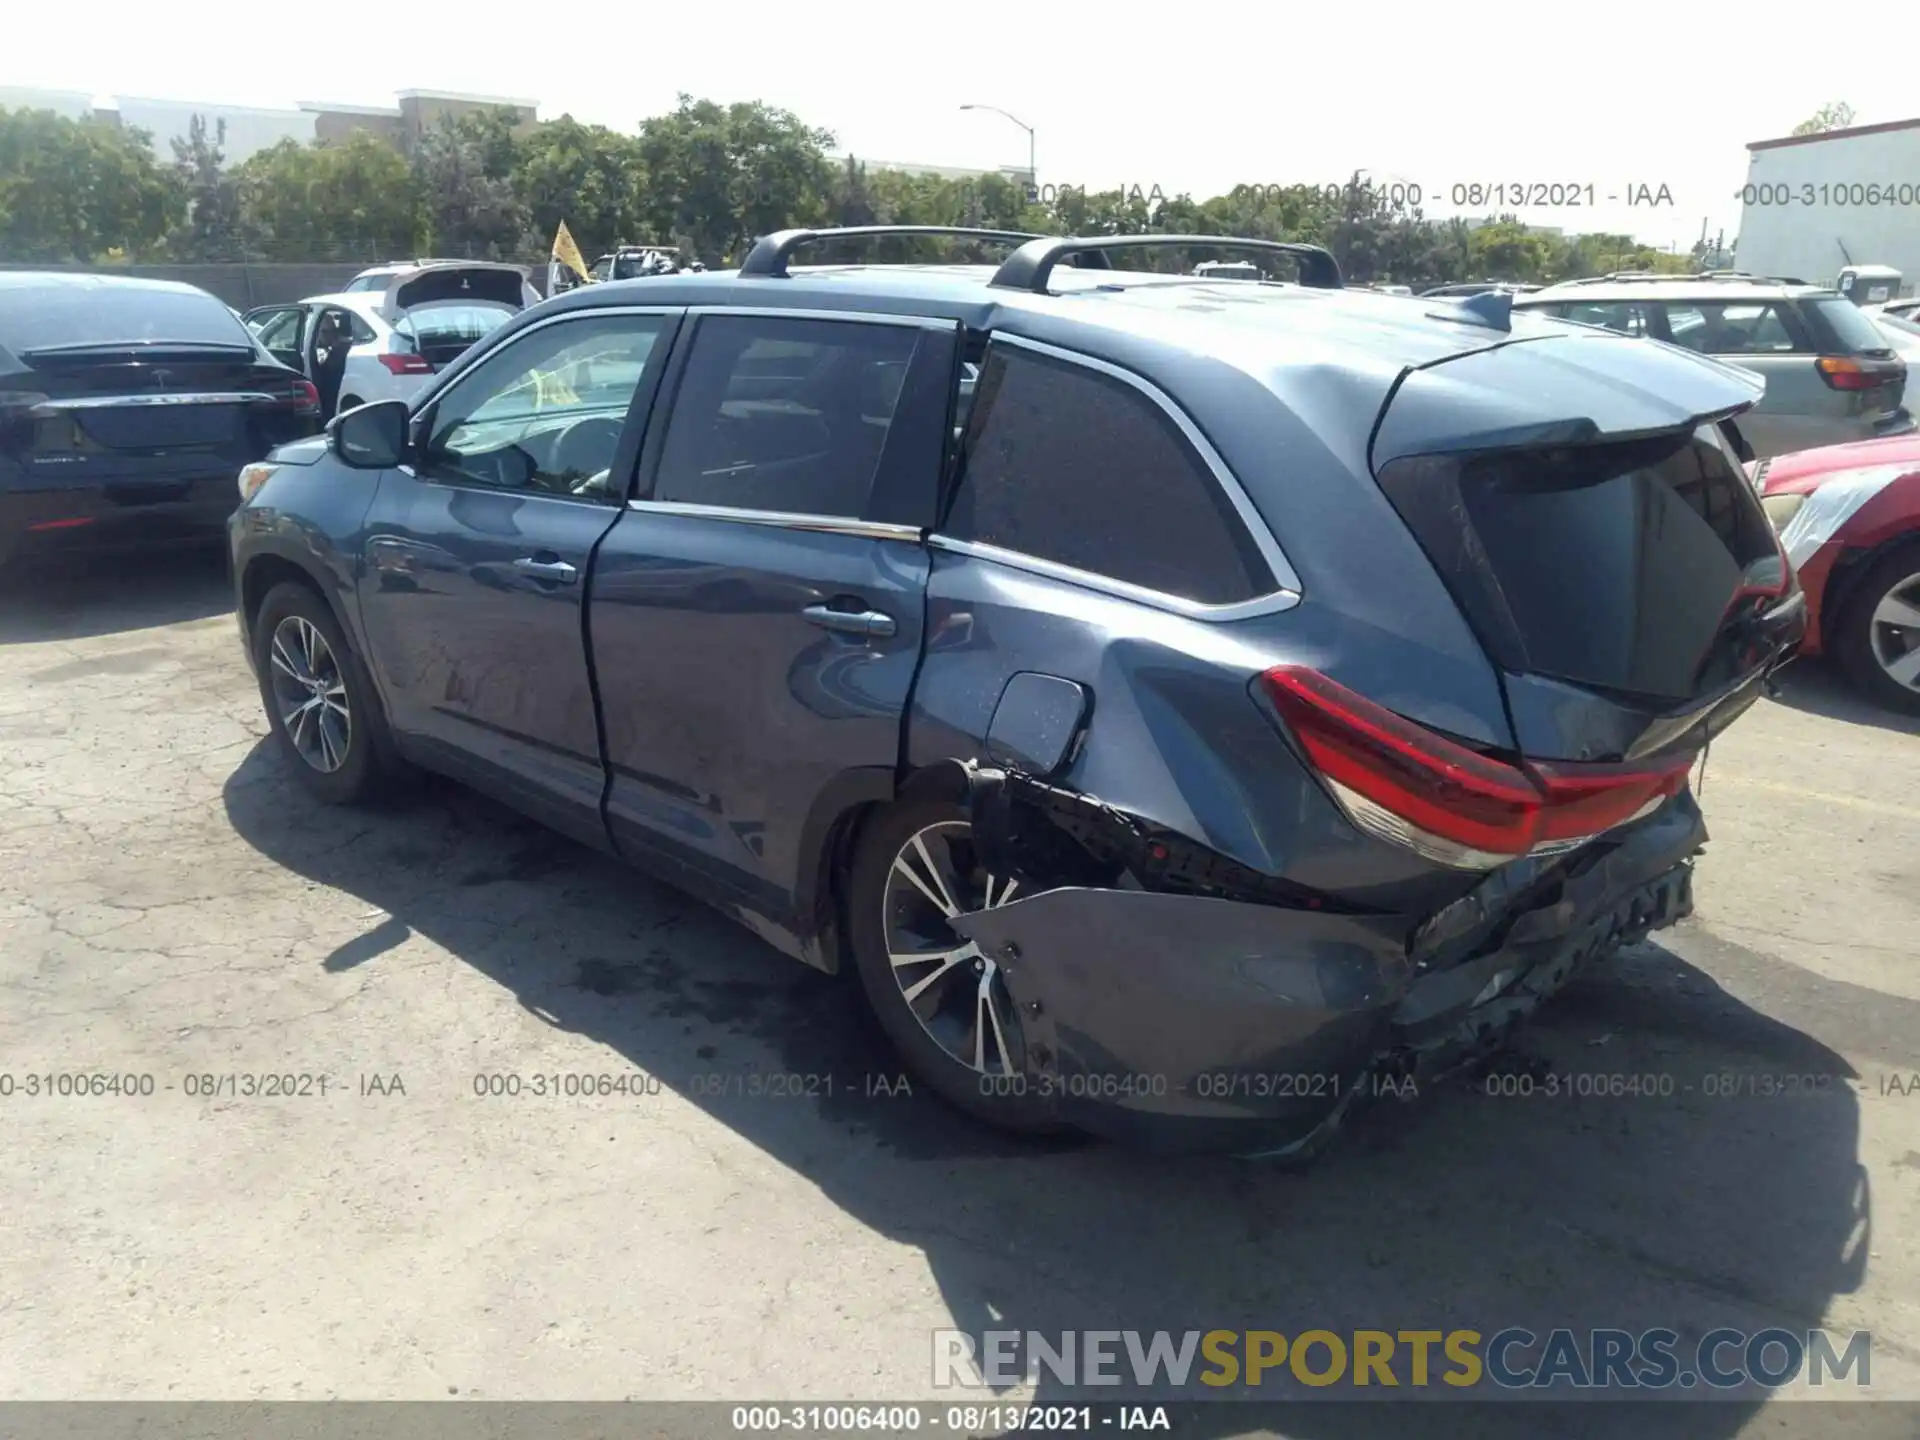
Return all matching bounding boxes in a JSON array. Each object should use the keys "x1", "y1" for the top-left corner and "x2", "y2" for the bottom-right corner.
[
  {"x1": 649, "y1": 314, "x2": 929, "y2": 519},
  {"x1": 1375, "y1": 426, "x2": 1787, "y2": 703},
  {"x1": 1660, "y1": 302, "x2": 1802, "y2": 355},
  {"x1": 939, "y1": 344, "x2": 1270, "y2": 606}
]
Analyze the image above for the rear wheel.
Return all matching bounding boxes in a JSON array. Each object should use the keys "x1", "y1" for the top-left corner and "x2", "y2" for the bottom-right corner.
[
  {"x1": 847, "y1": 799, "x2": 1065, "y2": 1134},
  {"x1": 1835, "y1": 543, "x2": 1920, "y2": 715},
  {"x1": 338, "y1": 394, "x2": 364, "y2": 412}
]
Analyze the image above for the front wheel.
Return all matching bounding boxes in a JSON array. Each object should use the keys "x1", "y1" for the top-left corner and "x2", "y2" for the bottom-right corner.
[
  {"x1": 252, "y1": 581, "x2": 398, "y2": 804},
  {"x1": 847, "y1": 799, "x2": 1065, "y2": 1134},
  {"x1": 1835, "y1": 544, "x2": 1920, "y2": 715}
]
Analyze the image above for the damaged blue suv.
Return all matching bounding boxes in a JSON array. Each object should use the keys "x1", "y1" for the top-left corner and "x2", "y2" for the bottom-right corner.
[{"x1": 229, "y1": 226, "x2": 1805, "y2": 1155}]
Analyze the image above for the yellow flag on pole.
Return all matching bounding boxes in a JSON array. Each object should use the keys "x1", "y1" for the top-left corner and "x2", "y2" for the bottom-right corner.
[{"x1": 551, "y1": 221, "x2": 590, "y2": 283}]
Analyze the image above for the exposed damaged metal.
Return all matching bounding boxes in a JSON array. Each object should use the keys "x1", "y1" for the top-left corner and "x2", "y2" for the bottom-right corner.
[{"x1": 946, "y1": 757, "x2": 1708, "y2": 1158}]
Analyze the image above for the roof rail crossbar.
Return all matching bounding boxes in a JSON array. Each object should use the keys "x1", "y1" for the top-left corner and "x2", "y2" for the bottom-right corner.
[
  {"x1": 738, "y1": 226, "x2": 1049, "y2": 278},
  {"x1": 990, "y1": 235, "x2": 1343, "y2": 293}
]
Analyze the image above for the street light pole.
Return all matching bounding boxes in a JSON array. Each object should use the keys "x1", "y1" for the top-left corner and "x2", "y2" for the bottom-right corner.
[{"x1": 960, "y1": 103, "x2": 1036, "y2": 193}]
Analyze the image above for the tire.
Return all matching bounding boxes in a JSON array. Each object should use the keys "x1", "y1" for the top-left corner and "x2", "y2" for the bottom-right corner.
[
  {"x1": 252, "y1": 580, "x2": 401, "y2": 804},
  {"x1": 338, "y1": 395, "x2": 364, "y2": 413},
  {"x1": 846, "y1": 798, "x2": 1067, "y2": 1135},
  {"x1": 1833, "y1": 542, "x2": 1920, "y2": 716}
]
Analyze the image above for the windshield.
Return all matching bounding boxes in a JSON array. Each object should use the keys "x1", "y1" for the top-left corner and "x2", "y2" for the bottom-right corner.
[
  {"x1": 1810, "y1": 295, "x2": 1894, "y2": 353},
  {"x1": 0, "y1": 284, "x2": 253, "y2": 355}
]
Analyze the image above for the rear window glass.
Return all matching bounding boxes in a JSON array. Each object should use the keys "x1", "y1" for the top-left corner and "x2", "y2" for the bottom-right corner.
[
  {"x1": 1659, "y1": 302, "x2": 1799, "y2": 355},
  {"x1": 396, "y1": 305, "x2": 515, "y2": 345},
  {"x1": 1808, "y1": 296, "x2": 1893, "y2": 353},
  {"x1": 1376, "y1": 427, "x2": 1786, "y2": 703},
  {"x1": 0, "y1": 284, "x2": 250, "y2": 355}
]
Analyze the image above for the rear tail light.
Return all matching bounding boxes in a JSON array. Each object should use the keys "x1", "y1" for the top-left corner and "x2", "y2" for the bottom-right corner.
[
  {"x1": 1256, "y1": 666, "x2": 1694, "y2": 870},
  {"x1": 268, "y1": 380, "x2": 321, "y2": 413},
  {"x1": 378, "y1": 353, "x2": 435, "y2": 375},
  {"x1": 1816, "y1": 356, "x2": 1896, "y2": 391}
]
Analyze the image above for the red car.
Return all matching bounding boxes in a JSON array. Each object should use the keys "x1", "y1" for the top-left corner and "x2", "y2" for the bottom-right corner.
[{"x1": 1755, "y1": 434, "x2": 1920, "y2": 713}]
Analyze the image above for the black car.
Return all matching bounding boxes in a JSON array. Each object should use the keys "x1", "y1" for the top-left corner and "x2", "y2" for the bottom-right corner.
[
  {"x1": 0, "y1": 273, "x2": 321, "y2": 569},
  {"x1": 228, "y1": 226, "x2": 1803, "y2": 1156}
]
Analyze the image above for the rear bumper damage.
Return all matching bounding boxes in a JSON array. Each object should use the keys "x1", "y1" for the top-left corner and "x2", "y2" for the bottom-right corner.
[{"x1": 946, "y1": 767, "x2": 1705, "y2": 1157}]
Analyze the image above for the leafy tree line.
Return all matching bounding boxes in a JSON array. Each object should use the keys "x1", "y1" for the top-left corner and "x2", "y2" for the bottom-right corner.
[{"x1": 2, "y1": 93, "x2": 1712, "y2": 286}]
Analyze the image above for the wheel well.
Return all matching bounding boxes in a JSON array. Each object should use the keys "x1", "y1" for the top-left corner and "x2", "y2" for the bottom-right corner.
[
  {"x1": 241, "y1": 554, "x2": 331, "y2": 634},
  {"x1": 1823, "y1": 532, "x2": 1920, "y2": 649}
]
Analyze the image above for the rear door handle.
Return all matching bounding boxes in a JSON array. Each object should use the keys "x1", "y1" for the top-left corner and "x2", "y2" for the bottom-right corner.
[
  {"x1": 513, "y1": 555, "x2": 578, "y2": 584},
  {"x1": 802, "y1": 603, "x2": 895, "y2": 639}
]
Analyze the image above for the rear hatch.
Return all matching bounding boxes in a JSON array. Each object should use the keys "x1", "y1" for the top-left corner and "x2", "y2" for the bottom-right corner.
[
  {"x1": 1802, "y1": 291, "x2": 1910, "y2": 419},
  {"x1": 1, "y1": 286, "x2": 318, "y2": 542},
  {"x1": 380, "y1": 264, "x2": 533, "y2": 370},
  {"x1": 1369, "y1": 328, "x2": 1805, "y2": 763}
]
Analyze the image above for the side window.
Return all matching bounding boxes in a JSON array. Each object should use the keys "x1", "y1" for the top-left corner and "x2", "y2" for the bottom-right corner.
[
  {"x1": 589, "y1": 258, "x2": 613, "y2": 282},
  {"x1": 1674, "y1": 302, "x2": 1797, "y2": 355},
  {"x1": 251, "y1": 308, "x2": 304, "y2": 350},
  {"x1": 940, "y1": 346, "x2": 1270, "y2": 606},
  {"x1": 650, "y1": 314, "x2": 922, "y2": 518},
  {"x1": 420, "y1": 312, "x2": 668, "y2": 500},
  {"x1": 343, "y1": 310, "x2": 378, "y2": 345}
]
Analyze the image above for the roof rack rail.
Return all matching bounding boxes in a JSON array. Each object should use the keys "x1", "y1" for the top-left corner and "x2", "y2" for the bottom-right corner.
[
  {"x1": 738, "y1": 226, "x2": 1050, "y2": 278},
  {"x1": 991, "y1": 235, "x2": 1343, "y2": 292}
]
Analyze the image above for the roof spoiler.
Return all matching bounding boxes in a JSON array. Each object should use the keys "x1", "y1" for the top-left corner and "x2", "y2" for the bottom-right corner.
[
  {"x1": 738, "y1": 226, "x2": 1050, "y2": 278},
  {"x1": 990, "y1": 236, "x2": 1343, "y2": 293}
]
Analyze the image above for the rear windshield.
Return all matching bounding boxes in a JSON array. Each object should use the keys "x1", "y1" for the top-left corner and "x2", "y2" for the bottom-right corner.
[
  {"x1": 395, "y1": 304, "x2": 515, "y2": 346},
  {"x1": 0, "y1": 284, "x2": 250, "y2": 355},
  {"x1": 1807, "y1": 295, "x2": 1892, "y2": 353},
  {"x1": 1376, "y1": 426, "x2": 1787, "y2": 704}
]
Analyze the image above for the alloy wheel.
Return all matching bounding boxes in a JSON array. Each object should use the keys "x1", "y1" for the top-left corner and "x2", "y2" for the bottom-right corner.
[
  {"x1": 1868, "y1": 569, "x2": 1920, "y2": 695},
  {"x1": 881, "y1": 821, "x2": 1027, "y2": 1077},
  {"x1": 268, "y1": 615, "x2": 352, "y2": 773}
]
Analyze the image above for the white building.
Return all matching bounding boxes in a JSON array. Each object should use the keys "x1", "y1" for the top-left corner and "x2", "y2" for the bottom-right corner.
[
  {"x1": 110, "y1": 95, "x2": 318, "y2": 166},
  {"x1": 0, "y1": 86, "x2": 97, "y2": 120},
  {"x1": 1735, "y1": 118, "x2": 1920, "y2": 293}
]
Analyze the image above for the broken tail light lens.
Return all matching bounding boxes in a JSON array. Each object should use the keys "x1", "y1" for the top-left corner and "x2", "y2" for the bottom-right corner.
[{"x1": 1256, "y1": 666, "x2": 1694, "y2": 870}]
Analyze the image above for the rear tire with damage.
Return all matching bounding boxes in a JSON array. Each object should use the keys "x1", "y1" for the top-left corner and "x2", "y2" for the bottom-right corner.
[{"x1": 847, "y1": 798, "x2": 1067, "y2": 1135}]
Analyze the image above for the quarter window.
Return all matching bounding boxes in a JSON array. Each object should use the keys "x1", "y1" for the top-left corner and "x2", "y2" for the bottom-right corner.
[
  {"x1": 650, "y1": 315, "x2": 923, "y2": 517},
  {"x1": 1659, "y1": 302, "x2": 1800, "y2": 354},
  {"x1": 421, "y1": 313, "x2": 667, "y2": 499},
  {"x1": 940, "y1": 345, "x2": 1269, "y2": 606}
]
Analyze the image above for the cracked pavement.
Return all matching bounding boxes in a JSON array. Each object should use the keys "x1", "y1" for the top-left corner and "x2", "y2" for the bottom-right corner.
[{"x1": 2, "y1": 548, "x2": 1919, "y2": 1437}]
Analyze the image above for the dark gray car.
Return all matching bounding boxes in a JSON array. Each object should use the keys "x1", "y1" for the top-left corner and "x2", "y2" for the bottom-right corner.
[{"x1": 227, "y1": 227, "x2": 1804, "y2": 1157}]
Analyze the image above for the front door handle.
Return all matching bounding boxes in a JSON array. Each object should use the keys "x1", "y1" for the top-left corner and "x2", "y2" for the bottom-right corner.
[
  {"x1": 802, "y1": 603, "x2": 895, "y2": 639},
  {"x1": 513, "y1": 556, "x2": 577, "y2": 584}
]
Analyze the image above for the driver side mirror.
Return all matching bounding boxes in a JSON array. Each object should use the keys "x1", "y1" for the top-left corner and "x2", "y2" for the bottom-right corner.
[{"x1": 328, "y1": 399, "x2": 410, "y2": 469}]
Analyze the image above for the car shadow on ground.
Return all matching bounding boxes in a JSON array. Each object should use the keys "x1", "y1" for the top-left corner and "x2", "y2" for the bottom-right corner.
[
  {"x1": 221, "y1": 744, "x2": 1885, "y2": 1440},
  {"x1": 1767, "y1": 658, "x2": 1920, "y2": 738},
  {"x1": 0, "y1": 545, "x2": 233, "y2": 646}
]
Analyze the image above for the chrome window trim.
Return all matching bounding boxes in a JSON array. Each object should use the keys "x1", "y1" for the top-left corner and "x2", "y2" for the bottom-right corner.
[
  {"x1": 681, "y1": 305, "x2": 958, "y2": 332},
  {"x1": 926, "y1": 535, "x2": 1300, "y2": 621},
  {"x1": 407, "y1": 304, "x2": 682, "y2": 505},
  {"x1": 625, "y1": 498, "x2": 922, "y2": 543},
  {"x1": 930, "y1": 331, "x2": 1303, "y2": 618}
]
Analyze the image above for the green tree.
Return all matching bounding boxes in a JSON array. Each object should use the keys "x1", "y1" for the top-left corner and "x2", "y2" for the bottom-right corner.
[
  {"x1": 1791, "y1": 102, "x2": 1855, "y2": 136},
  {"x1": 412, "y1": 108, "x2": 531, "y2": 258},
  {"x1": 235, "y1": 133, "x2": 420, "y2": 259},
  {"x1": 514, "y1": 116, "x2": 647, "y2": 257},
  {"x1": 167, "y1": 114, "x2": 245, "y2": 261},
  {"x1": 636, "y1": 96, "x2": 836, "y2": 264},
  {"x1": 0, "y1": 106, "x2": 177, "y2": 262}
]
